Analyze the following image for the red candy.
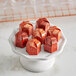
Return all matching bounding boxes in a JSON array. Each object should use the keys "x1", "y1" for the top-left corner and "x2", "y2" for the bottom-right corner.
[
  {"x1": 15, "y1": 31, "x2": 28, "y2": 48},
  {"x1": 32, "y1": 28, "x2": 47, "y2": 44},
  {"x1": 26, "y1": 39, "x2": 41, "y2": 55},
  {"x1": 19, "y1": 21, "x2": 33, "y2": 36},
  {"x1": 44, "y1": 36, "x2": 57, "y2": 53},
  {"x1": 47, "y1": 26, "x2": 61, "y2": 41},
  {"x1": 14, "y1": 18, "x2": 62, "y2": 55},
  {"x1": 36, "y1": 18, "x2": 50, "y2": 32}
]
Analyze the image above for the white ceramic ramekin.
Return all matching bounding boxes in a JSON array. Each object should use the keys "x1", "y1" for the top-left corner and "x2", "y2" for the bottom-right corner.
[{"x1": 9, "y1": 22, "x2": 66, "y2": 72}]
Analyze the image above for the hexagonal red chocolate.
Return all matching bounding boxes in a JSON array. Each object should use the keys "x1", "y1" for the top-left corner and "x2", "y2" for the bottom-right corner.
[
  {"x1": 15, "y1": 31, "x2": 28, "y2": 48},
  {"x1": 32, "y1": 28, "x2": 47, "y2": 44},
  {"x1": 19, "y1": 21, "x2": 33, "y2": 36},
  {"x1": 44, "y1": 36, "x2": 57, "y2": 53},
  {"x1": 36, "y1": 18, "x2": 50, "y2": 32},
  {"x1": 47, "y1": 26, "x2": 61, "y2": 41},
  {"x1": 26, "y1": 39, "x2": 41, "y2": 55}
]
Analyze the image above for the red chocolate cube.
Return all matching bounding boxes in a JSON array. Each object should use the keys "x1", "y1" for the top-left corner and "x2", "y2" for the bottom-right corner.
[
  {"x1": 19, "y1": 21, "x2": 33, "y2": 36},
  {"x1": 15, "y1": 31, "x2": 28, "y2": 48},
  {"x1": 26, "y1": 39, "x2": 41, "y2": 55},
  {"x1": 44, "y1": 36, "x2": 57, "y2": 53},
  {"x1": 32, "y1": 28, "x2": 47, "y2": 44},
  {"x1": 36, "y1": 18, "x2": 50, "y2": 32},
  {"x1": 47, "y1": 26, "x2": 61, "y2": 41}
]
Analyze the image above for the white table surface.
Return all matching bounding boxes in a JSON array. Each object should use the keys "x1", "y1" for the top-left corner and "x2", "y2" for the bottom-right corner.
[{"x1": 0, "y1": 16, "x2": 76, "y2": 76}]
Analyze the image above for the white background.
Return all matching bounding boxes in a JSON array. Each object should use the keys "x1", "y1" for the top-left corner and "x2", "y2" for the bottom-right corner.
[{"x1": 0, "y1": 16, "x2": 76, "y2": 76}]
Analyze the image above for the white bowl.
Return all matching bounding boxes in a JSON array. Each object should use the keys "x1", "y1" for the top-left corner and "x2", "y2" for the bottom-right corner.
[{"x1": 9, "y1": 22, "x2": 66, "y2": 72}]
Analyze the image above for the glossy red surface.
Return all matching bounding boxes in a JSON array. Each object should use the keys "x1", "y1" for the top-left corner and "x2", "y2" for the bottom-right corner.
[
  {"x1": 32, "y1": 28, "x2": 46, "y2": 44},
  {"x1": 26, "y1": 39, "x2": 41, "y2": 55},
  {"x1": 47, "y1": 26, "x2": 61, "y2": 41},
  {"x1": 19, "y1": 21, "x2": 33, "y2": 36},
  {"x1": 44, "y1": 36, "x2": 57, "y2": 53},
  {"x1": 15, "y1": 31, "x2": 28, "y2": 48},
  {"x1": 36, "y1": 18, "x2": 50, "y2": 32}
]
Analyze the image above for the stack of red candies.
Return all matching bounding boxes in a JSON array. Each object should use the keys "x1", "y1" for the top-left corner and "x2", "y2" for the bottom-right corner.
[{"x1": 15, "y1": 18, "x2": 61, "y2": 55}]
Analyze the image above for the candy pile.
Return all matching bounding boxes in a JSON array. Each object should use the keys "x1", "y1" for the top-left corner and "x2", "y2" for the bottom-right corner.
[{"x1": 15, "y1": 18, "x2": 61, "y2": 55}]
